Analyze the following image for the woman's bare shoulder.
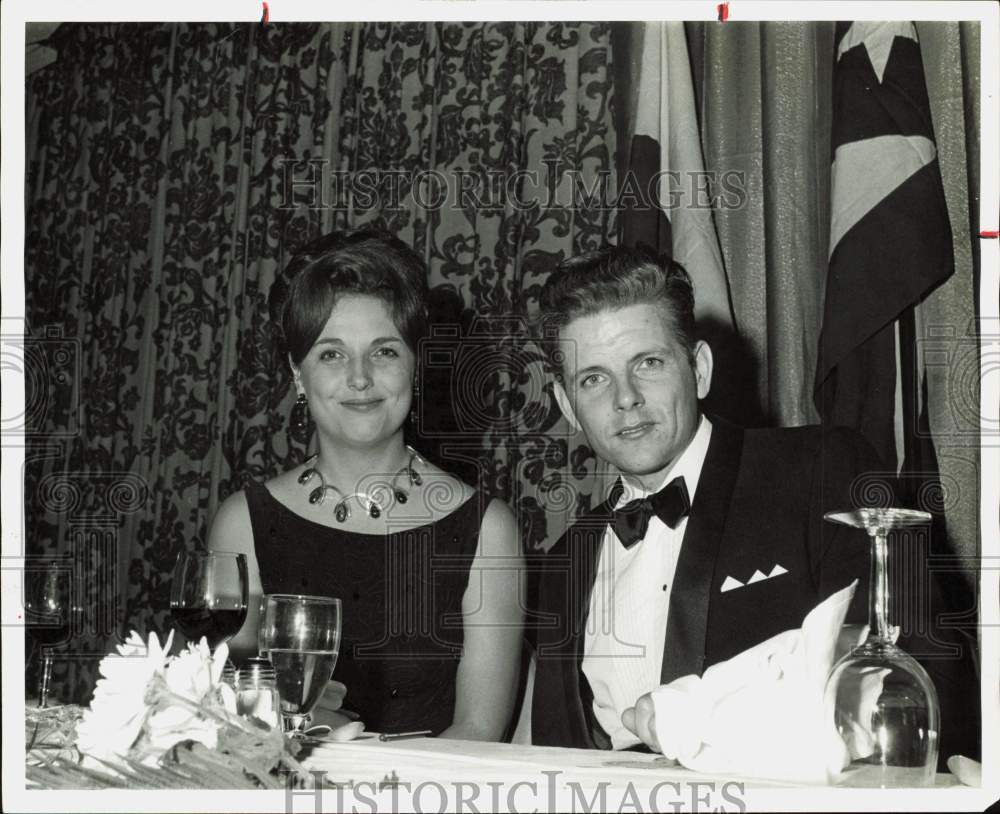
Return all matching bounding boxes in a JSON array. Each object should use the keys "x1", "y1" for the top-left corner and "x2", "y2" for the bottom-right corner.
[
  {"x1": 260, "y1": 467, "x2": 309, "y2": 504},
  {"x1": 212, "y1": 467, "x2": 301, "y2": 537},
  {"x1": 208, "y1": 489, "x2": 251, "y2": 552}
]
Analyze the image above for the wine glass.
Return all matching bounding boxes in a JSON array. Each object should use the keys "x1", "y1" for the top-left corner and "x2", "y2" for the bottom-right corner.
[
  {"x1": 823, "y1": 508, "x2": 940, "y2": 787},
  {"x1": 258, "y1": 594, "x2": 341, "y2": 733},
  {"x1": 23, "y1": 559, "x2": 76, "y2": 708},
  {"x1": 170, "y1": 551, "x2": 249, "y2": 654}
]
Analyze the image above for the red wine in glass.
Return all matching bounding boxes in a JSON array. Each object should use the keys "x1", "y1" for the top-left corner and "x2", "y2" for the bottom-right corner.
[
  {"x1": 24, "y1": 560, "x2": 75, "y2": 707},
  {"x1": 171, "y1": 607, "x2": 246, "y2": 647},
  {"x1": 170, "y1": 552, "x2": 249, "y2": 650}
]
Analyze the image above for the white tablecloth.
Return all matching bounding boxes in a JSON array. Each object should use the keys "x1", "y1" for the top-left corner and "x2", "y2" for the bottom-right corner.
[
  {"x1": 299, "y1": 735, "x2": 961, "y2": 812},
  {"x1": 303, "y1": 734, "x2": 799, "y2": 785}
]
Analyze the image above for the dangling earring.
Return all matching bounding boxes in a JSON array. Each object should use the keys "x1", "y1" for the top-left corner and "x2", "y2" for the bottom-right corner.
[{"x1": 291, "y1": 392, "x2": 309, "y2": 441}]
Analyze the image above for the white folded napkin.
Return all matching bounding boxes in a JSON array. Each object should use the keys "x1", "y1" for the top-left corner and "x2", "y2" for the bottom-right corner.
[{"x1": 650, "y1": 580, "x2": 878, "y2": 783}]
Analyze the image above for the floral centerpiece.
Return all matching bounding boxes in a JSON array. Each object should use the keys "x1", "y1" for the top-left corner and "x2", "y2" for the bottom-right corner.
[{"x1": 26, "y1": 631, "x2": 312, "y2": 790}]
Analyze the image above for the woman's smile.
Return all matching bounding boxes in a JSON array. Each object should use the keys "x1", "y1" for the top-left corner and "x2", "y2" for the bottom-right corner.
[{"x1": 340, "y1": 398, "x2": 384, "y2": 412}]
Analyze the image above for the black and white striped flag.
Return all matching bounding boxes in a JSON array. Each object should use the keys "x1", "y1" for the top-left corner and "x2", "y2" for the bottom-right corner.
[{"x1": 815, "y1": 21, "x2": 953, "y2": 473}]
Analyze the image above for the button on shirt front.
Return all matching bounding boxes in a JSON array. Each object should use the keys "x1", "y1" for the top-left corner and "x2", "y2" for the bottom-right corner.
[{"x1": 581, "y1": 416, "x2": 713, "y2": 750}]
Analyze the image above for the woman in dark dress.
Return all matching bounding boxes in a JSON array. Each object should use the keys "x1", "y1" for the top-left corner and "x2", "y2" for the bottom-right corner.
[{"x1": 207, "y1": 228, "x2": 524, "y2": 740}]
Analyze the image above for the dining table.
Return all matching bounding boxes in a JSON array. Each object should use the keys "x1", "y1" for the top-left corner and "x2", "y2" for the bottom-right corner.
[
  {"x1": 292, "y1": 732, "x2": 980, "y2": 813},
  {"x1": 22, "y1": 704, "x2": 987, "y2": 812}
]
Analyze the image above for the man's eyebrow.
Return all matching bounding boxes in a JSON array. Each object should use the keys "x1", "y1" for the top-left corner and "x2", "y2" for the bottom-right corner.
[
  {"x1": 626, "y1": 346, "x2": 670, "y2": 365},
  {"x1": 572, "y1": 347, "x2": 670, "y2": 376},
  {"x1": 574, "y1": 364, "x2": 606, "y2": 379}
]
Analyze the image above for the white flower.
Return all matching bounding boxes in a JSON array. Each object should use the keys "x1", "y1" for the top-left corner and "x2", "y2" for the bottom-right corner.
[
  {"x1": 165, "y1": 637, "x2": 217, "y2": 703},
  {"x1": 218, "y1": 682, "x2": 238, "y2": 716},
  {"x1": 143, "y1": 704, "x2": 221, "y2": 757},
  {"x1": 76, "y1": 632, "x2": 246, "y2": 768},
  {"x1": 139, "y1": 638, "x2": 237, "y2": 760},
  {"x1": 75, "y1": 630, "x2": 174, "y2": 761}
]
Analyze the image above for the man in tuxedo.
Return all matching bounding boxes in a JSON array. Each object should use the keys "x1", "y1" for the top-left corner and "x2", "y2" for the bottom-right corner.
[{"x1": 528, "y1": 244, "x2": 886, "y2": 752}]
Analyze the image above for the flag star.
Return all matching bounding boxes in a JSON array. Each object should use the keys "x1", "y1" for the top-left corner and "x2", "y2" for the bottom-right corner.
[{"x1": 837, "y1": 21, "x2": 918, "y2": 83}]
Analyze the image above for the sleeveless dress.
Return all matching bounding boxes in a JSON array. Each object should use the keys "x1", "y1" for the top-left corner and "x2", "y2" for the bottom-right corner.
[{"x1": 246, "y1": 481, "x2": 487, "y2": 735}]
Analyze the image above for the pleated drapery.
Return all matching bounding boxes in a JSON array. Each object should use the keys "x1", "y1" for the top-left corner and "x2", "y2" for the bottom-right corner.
[{"x1": 685, "y1": 22, "x2": 838, "y2": 428}]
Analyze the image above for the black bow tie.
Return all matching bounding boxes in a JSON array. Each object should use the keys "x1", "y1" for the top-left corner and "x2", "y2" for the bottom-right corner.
[{"x1": 610, "y1": 476, "x2": 691, "y2": 549}]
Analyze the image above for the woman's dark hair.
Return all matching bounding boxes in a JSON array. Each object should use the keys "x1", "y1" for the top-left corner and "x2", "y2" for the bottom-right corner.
[
  {"x1": 269, "y1": 227, "x2": 430, "y2": 365},
  {"x1": 538, "y1": 244, "x2": 696, "y2": 373}
]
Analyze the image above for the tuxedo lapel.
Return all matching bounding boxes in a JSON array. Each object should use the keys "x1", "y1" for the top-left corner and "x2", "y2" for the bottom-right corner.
[
  {"x1": 660, "y1": 419, "x2": 744, "y2": 685},
  {"x1": 572, "y1": 491, "x2": 617, "y2": 649},
  {"x1": 573, "y1": 535, "x2": 602, "y2": 651},
  {"x1": 563, "y1": 491, "x2": 617, "y2": 749}
]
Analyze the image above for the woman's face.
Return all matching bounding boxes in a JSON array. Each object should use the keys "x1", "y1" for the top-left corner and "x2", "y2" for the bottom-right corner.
[{"x1": 293, "y1": 294, "x2": 415, "y2": 448}]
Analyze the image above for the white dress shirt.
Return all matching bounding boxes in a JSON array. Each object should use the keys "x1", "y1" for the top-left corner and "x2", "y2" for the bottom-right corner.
[{"x1": 581, "y1": 416, "x2": 713, "y2": 750}]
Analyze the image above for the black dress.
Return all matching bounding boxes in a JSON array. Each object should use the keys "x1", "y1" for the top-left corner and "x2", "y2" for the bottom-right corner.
[{"x1": 246, "y1": 481, "x2": 487, "y2": 735}]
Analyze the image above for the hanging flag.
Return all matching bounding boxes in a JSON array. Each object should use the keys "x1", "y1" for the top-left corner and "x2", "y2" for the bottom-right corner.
[
  {"x1": 814, "y1": 21, "x2": 953, "y2": 470},
  {"x1": 619, "y1": 22, "x2": 734, "y2": 329}
]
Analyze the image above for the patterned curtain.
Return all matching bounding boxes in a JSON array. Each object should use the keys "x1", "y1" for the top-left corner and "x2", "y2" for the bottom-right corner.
[{"x1": 24, "y1": 21, "x2": 615, "y2": 702}]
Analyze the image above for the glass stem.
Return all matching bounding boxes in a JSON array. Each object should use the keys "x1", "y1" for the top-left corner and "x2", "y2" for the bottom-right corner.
[
  {"x1": 283, "y1": 713, "x2": 310, "y2": 734},
  {"x1": 39, "y1": 652, "x2": 53, "y2": 708},
  {"x1": 869, "y1": 529, "x2": 893, "y2": 643}
]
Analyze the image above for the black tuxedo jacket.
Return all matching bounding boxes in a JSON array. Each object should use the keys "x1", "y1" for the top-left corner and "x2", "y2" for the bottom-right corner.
[{"x1": 529, "y1": 419, "x2": 879, "y2": 749}]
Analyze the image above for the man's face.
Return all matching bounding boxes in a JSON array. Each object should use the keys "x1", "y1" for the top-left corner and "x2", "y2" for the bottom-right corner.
[{"x1": 554, "y1": 302, "x2": 712, "y2": 489}]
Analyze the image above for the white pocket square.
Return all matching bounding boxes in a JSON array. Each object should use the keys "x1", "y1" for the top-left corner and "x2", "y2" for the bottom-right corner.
[
  {"x1": 721, "y1": 564, "x2": 788, "y2": 592},
  {"x1": 720, "y1": 575, "x2": 744, "y2": 592}
]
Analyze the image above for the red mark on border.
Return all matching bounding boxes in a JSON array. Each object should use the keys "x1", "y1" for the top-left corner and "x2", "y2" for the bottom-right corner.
[
  {"x1": 261, "y1": 2, "x2": 269, "y2": 25},
  {"x1": 717, "y1": 2, "x2": 730, "y2": 21},
  {"x1": 981, "y1": 230, "x2": 999, "y2": 239}
]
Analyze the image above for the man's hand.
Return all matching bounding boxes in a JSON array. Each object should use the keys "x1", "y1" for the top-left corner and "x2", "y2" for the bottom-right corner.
[
  {"x1": 947, "y1": 755, "x2": 982, "y2": 786},
  {"x1": 622, "y1": 693, "x2": 661, "y2": 752}
]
